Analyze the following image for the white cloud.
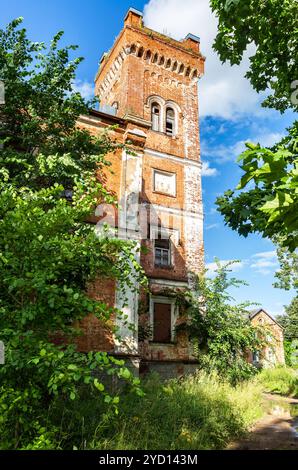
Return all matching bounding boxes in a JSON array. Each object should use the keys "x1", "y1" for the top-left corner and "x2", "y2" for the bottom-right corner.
[
  {"x1": 144, "y1": 0, "x2": 262, "y2": 119},
  {"x1": 252, "y1": 251, "x2": 277, "y2": 260},
  {"x1": 201, "y1": 139, "x2": 244, "y2": 163},
  {"x1": 205, "y1": 223, "x2": 219, "y2": 231},
  {"x1": 250, "y1": 260, "x2": 277, "y2": 269},
  {"x1": 205, "y1": 259, "x2": 245, "y2": 277},
  {"x1": 72, "y1": 79, "x2": 94, "y2": 100},
  {"x1": 270, "y1": 303, "x2": 286, "y2": 318},
  {"x1": 256, "y1": 132, "x2": 285, "y2": 148},
  {"x1": 209, "y1": 207, "x2": 218, "y2": 215},
  {"x1": 202, "y1": 161, "x2": 218, "y2": 176},
  {"x1": 201, "y1": 131, "x2": 285, "y2": 163},
  {"x1": 250, "y1": 250, "x2": 278, "y2": 275}
]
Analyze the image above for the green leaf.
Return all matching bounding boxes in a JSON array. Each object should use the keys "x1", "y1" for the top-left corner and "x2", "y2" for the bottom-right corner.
[
  {"x1": 118, "y1": 368, "x2": 131, "y2": 380},
  {"x1": 94, "y1": 378, "x2": 105, "y2": 392}
]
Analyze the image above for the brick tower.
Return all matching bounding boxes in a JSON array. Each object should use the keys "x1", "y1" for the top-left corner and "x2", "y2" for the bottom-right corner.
[{"x1": 79, "y1": 8, "x2": 205, "y2": 377}]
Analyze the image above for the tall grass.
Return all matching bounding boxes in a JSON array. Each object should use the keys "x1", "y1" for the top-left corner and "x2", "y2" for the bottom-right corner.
[
  {"x1": 257, "y1": 366, "x2": 298, "y2": 397},
  {"x1": 9, "y1": 368, "x2": 296, "y2": 450},
  {"x1": 54, "y1": 372, "x2": 264, "y2": 450}
]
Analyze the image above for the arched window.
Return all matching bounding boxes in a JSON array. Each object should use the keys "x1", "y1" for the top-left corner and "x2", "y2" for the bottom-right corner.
[
  {"x1": 137, "y1": 47, "x2": 144, "y2": 58},
  {"x1": 130, "y1": 44, "x2": 137, "y2": 55},
  {"x1": 165, "y1": 107, "x2": 175, "y2": 136},
  {"x1": 112, "y1": 102, "x2": 118, "y2": 114},
  {"x1": 151, "y1": 103, "x2": 161, "y2": 131},
  {"x1": 152, "y1": 53, "x2": 158, "y2": 64},
  {"x1": 145, "y1": 50, "x2": 151, "y2": 62},
  {"x1": 165, "y1": 59, "x2": 171, "y2": 69}
]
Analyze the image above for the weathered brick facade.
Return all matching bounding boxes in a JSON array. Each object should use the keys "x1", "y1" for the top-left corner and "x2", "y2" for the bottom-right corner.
[
  {"x1": 76, "y1": 8, "x2": 205, "y2": 376},
  {"x1": 76, "y1": 8, "x2": 284, "y2": 377},
  {"x1": 248, "y1": 309, "x2": 285, "y2": 367}
]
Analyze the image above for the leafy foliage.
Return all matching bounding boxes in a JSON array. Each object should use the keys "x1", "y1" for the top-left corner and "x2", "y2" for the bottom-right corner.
[
  {"x1": 257, "y1": 366, "x2": 298, "y2": 396},
  {"x1": 277, "y1": 297, "x2": 298, "y2": 341},
  {"x1": 211, "y1": 0, "x2": 298, "y2": 113},
  {"x1": 0, "y1": 18, "x2": 144, "y2": 449},
  {"x1": 216, "y1": 125, "x2": 298, "y2": 251},
  {"x1": 274, "y1": 241, "x2": 298, "y2": 291},
  {"x1": 282, "y1": 340, "x2": 298, "y2": 367},
  {"x1": 212, "y1": 0, "x2": 298, "y2": 253},
  {"x1": 178, "y1": 262, "x2": 266, "y2": 384},
  {"x1": 276, "y1": 297, "x2": 298, "y2": 366}
]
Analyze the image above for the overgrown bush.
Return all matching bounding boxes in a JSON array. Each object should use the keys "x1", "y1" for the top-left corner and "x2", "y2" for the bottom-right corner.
[
  {"x1": 0, "y1": 19, "x2": 144, "y2": 449},
  {"x1": 257, "y1": 366, "x2": 298, "y2": 397},
  {"x1": 177, "y1": 262, "x2": 267, "y2": 384}
]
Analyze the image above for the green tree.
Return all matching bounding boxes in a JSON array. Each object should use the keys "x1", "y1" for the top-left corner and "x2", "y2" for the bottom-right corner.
[
  {"x1": 211, "y1": 0, "x2": 298, "y2": 113},
  {"x1": 274, "y1": 241, "x2": 298, "y2": 291},
  {"x1": 277, "y1": 297, "x2": 298, "y2": 366},
  {"x1": 179, "y1": 262, "x2": 266, "y2": 384},
  {"x1": 0, "y1": 19, "x2": 144, "y2": 449},
  {"x1": 277, "y1": 297, "x2": 298, "y2": 341},
  {"x1": 211, "y1": 0, "x2": 298, "y2": 252},
  {"x1": 216, "y1": 127, "x2": 298, "y2": 252}
]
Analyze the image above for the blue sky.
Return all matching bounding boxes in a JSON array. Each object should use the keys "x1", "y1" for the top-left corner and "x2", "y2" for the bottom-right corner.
[{"x1": 1, "y1": 0, "x2": 296, "y2": 316}]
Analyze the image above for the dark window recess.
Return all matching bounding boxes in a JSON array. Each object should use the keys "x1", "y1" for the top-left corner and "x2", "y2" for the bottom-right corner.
[
  {"x1": 153, "y1": 302, "x2": 172, "y2": 342},
  {"x1": 253, "y1": 351, "x2": 260, "y2": 362},
  {"x1": 166, "y1": 121, "x2": 173, "y2": 135},
  {"x1": 166, "y1": 108, "x2": 175, "y2": 136},
  {"x1": 62, "y1": 189, "x2": 73, "y2": 201},
  {"x1": 155, "y1": 237, "x2": 170, "y2": 266}
]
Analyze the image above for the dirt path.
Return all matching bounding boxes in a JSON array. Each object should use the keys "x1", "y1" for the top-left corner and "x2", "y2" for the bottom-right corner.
[{"x1": 228, "y1": 394, "x2": 298, "y2": 450}]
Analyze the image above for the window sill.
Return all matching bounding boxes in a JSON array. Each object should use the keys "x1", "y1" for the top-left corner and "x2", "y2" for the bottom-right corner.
[
  {"x1": 150, "y1": 129, "x2": 177, "y2": 139},
  {"x1": 152, "y1": 190, "x2": 176, "y2": 198},
  {"x1": 154, "y1": 264, "x2": 174, "y2": 270}
]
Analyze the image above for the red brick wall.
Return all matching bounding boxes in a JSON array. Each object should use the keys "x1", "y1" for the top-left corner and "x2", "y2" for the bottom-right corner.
[
  {"x1": 75, "y1": 279, "x2": 116, "y2": 353},
  {"x1": 73, "y1": 10, "x2": 205, "y2": 364}
]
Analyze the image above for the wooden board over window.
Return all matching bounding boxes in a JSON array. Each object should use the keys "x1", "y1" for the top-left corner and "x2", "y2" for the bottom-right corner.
[{"x1": 153, "y1": 302, "x2": 172, "y2": 343}]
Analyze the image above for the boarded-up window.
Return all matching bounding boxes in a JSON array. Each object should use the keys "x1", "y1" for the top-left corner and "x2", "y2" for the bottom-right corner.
[
  {"x1": 153, "y1": 169, "x2": 176, "y2": 196},
  {"x1": 153, "y1": 302, "x2": 172, "y2": 343}
]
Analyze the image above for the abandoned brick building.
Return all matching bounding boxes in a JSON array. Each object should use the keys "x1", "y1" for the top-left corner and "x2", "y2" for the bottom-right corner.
[
  {"x1": 77, "y1": 8, "x2": 205, "y2": 377},
  {"x1": 77, "y1": 8, "x2": 284, "y2": 376},
  {"x1": 248, "y1": 309, "x2": 285, "y2": 367}
]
